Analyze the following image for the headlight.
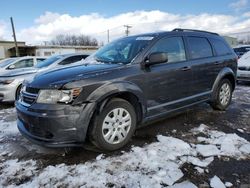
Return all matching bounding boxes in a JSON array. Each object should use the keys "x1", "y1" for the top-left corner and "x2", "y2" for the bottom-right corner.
[
  {"x1": 36, "y1": 88, "x2": 81, "y2": 104},
  {"x1": 0, "y1": 79, "x2": 15, "y2": 85}
]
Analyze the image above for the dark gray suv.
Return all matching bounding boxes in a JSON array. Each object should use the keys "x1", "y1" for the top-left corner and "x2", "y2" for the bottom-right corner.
[{"x1": 16, "y1": 29, "x2": 237, "y2": 151}]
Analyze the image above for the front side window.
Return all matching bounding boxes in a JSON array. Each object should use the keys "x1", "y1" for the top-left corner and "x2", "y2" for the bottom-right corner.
[
  {"x1": 0, "y1": 58, "x2": 17, "y2": 68},
  {"x1": 10, "y1": 58, "x2": 34, "y2": 69},
  {"x1": 150, "y1": 37, "x2": 186, "y2": 63},
  {"x1": 187, "y1": 37, "x2": 213, "y2": 59}
]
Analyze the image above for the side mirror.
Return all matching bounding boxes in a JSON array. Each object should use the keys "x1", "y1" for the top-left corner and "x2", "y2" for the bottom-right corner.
[
  {"x1": 145, "y1": 52, "x2": 168, "y2": 66},
  {"x1": 8, "y1": 64, "x2": 15, "y2": 69}
]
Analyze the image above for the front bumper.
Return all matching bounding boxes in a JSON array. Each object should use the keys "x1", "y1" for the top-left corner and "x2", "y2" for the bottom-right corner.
[
  {"x1": 237, "y1": 70, "x2": 250, "y2": 81},
  {"x1": 16, "y1": 101, "x2": 96, "y2": 147},
  {"x1": 0, "y1": 83, "x2": 18, "y2": 102}
]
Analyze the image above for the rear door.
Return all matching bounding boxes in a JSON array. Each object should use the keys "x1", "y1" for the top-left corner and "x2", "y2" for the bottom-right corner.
[
  {"x1": 144, "y1": 36, "x2": 193, "y2": 117},
  {"x1": 185, "y1": 36, "x2": 216, "y2": 96}
]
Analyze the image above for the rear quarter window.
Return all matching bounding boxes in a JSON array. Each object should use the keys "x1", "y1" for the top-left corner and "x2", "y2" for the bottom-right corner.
[
  {"x1": 210, "y1": 38, "x2": 232, "y2": 56},
  {"x1": 187, "y1": 37, "x2": 213, "y2": 59}
]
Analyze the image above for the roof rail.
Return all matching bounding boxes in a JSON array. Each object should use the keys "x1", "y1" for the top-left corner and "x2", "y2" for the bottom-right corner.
[{"x1": 172, "y1": 28, "x2": 219, "y2": 36}]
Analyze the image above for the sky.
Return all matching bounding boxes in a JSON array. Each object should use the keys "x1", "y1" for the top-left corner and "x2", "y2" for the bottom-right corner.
[{"x1": 0, "y1": 0, "x2": 250, "y2": 44}]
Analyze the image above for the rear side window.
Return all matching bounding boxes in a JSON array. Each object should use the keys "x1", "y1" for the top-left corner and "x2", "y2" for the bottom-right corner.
[
  {"x1": 59, "y1": 55, "x2": 86, "y2": 65},
  {"x1": 210, "y1": 38, "x2": 232, "y2": 56},
  {"x1": 187, "y1": 37, "x2": 213, "y2": 59},
  {"x1": 150, "y1": 37, "x2": 186, "y2": 63}
]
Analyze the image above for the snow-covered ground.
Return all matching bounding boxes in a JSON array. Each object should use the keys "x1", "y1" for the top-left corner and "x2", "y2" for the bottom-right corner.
[
  {"x1": 0, "y1": 85, "x2": 249, "y2": 187},
  {"x1": 0, "y1": 123, "x2": 249, "y2": 187}
]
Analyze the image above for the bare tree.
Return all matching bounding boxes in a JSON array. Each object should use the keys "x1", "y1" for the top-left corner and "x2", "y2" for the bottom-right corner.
[{"x1": 50, "y1": 34, "x2": 99, "y2": 46}]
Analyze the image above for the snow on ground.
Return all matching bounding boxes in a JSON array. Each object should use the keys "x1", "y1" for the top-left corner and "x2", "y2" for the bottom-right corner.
[
  {"x1": 0, "y1": 108, "x2": 18, "y2": 141},
  {"x1": 210, "y1": 175, "x2": 226, "y2": 188},
  {"x1": 0, "y1": 124, "x2": 249, "y2": 187}
]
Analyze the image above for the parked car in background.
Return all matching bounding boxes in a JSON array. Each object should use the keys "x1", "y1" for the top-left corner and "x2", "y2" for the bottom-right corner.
[
  {"x1": 237, "y1": 51, "x2": 250, "y2": 82},
  {"x1": 16, "y1": 29, "x2": 237, "y2": 151},
  {"x1": 233, "y1": 45, "x2": 250, "y2": 58},
  {"x1": 0, "y1": 56, "x2": 47, "y2": 102},
  {"x1": 0, "y1": 56, "x2": 46, "y2": 71},
  {"x1": 0, "y1": 53, "x2": 89, "y2": 103},
  {"x1": 34, "y1": 53, "x2": 89, "y2": 71}
]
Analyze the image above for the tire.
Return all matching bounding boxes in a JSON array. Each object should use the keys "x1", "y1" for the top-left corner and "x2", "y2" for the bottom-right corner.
[
  {"x1": 15, "y1": 85, "x2": 22, "y2": 101},
  {"x1": 210, "y1": 79, "x2": 233, "y2": 111},
  {"x1": 89, "y1": 98, "x2": 137, "y2": 151}
]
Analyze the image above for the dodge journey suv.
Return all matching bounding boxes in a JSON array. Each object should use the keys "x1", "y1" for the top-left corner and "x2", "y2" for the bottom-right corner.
[{"x1": 16, "y1": 29, "x2": 237, "y2": 151}]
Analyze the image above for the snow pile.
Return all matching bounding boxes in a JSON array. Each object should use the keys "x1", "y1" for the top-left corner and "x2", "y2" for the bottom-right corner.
[
  {"x1": 0, "y1": 124, "x2": 249, "y2": 187},
  {"x1": 210, "y1": 175, "x2": 226, "y2": 188},
  {"x1": 1, "y1": 135, "x2": 194, "y2": 187},
  {"x1": 192, "y1": 124, "x2": 250, "y2": 158}
]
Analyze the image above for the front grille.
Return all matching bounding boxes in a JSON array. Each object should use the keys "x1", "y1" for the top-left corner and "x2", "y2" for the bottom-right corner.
[
  {"x1": 20, "y1": 87, "x2": 38, "y2": 107},
  {"x1": 238, "y1": 66, "x2": 250, "y2": 71},
  {"x1": 26, "y1": 87, "x2": 40, "y2": 94}
]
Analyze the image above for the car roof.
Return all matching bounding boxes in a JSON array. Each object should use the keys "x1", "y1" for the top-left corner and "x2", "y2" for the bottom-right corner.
[{"x1": 123, "y1": 29, "x2": 221, "y2": 40}]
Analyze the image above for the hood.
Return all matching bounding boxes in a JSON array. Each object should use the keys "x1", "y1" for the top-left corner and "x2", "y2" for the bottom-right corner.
[
  {"x1": 0, "y1": 67, "x2": 38, "y2": 77},
  {"x1": 28, "y1": 63, "x2": 122, "y2": 89}
]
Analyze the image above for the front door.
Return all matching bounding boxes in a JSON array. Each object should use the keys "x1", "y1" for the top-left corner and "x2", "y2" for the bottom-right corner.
[{"x1": 143, "y1": 36, "x2": 193, "y2": 117}]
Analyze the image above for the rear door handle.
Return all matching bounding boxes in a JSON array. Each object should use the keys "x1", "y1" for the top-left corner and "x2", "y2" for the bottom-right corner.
[
  {"x1": 214, "y1": 61, "x2": 221, "y2": 65},
  {"x1": 181, "y1": 66, "x2": 191, "y2": 71}
]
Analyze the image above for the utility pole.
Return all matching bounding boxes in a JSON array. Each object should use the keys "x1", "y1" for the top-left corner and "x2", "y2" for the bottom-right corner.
[
  {"x1": 124, "y1": 25, "x2": 132, "y2": 36},
  {"x1": 10, "y1": 17, "x2": 19, "y2": 57},
  {"x1": 107, "y1": 29, "x2": 110, "y2": 43}
]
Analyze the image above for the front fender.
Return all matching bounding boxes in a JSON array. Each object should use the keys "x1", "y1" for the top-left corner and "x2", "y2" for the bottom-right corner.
[
  {"x1": 88, "y1": 81, "x2": 145, "y2": 101},
  {"x1": 86, "y1": 81, "x2": 147, "y2": 114}
]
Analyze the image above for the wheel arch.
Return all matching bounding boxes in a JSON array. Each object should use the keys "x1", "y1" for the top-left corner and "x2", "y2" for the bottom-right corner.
[
  {"x1": 212, "y1": 67, "x2": 236, "y2": 93},
  {"x1": 86, "y1": 81, "x2": 147, "y2": 125}
]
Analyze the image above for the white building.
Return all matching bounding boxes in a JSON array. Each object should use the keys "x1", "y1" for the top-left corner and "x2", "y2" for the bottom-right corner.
[{"x1": 35, "y1": 45, "x2": 98, "y2": 57}]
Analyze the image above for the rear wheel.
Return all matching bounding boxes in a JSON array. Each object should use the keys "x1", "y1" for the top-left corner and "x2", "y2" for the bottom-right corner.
[
  {"x1": 210, "y1": 79, "x2": 232, "y2": 110},
  {"x1": 89, "y1": 98, "x2": 137, "y2": 151}
]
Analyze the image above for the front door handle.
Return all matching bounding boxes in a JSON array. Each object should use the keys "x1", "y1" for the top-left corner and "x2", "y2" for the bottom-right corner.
[
  {"x1": 214, "y1": 61, "x2": 221, "y2": 65},
  {"x1": 181, "y1": 66, "x2": 191, "y2": 71}
]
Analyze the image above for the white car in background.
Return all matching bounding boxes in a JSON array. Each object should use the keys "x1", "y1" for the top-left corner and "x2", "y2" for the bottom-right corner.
[
  {"x1": 237, "y1": 51, "x2": 250, "y2": 82},
  {"x1": 0, "y1": 56, "x2": 47, "y2": 102},
  {"x1": 0, "y1": 53, "x2": 89, "y2": 102}
]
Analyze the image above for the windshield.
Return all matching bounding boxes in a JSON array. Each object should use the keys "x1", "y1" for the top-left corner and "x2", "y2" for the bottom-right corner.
[
  {"x1": 35, "y1": 56, "x2": 62, "y2": 68},
  {"x1": 0, "y1": 58, "x2": 17, "y2": 68},
  {"x1": 91, "y1": 36, "x2": 153, "y2": 64}
]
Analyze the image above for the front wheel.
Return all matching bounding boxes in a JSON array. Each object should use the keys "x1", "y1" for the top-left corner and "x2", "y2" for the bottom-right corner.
[
  {"x1": 210, "y1": 79, "x2": 233, "y2": 110},
  {"x1": 89, "y1": 98, "x2": 137, "y2": 151},
  {"x1": 15, "y1": 85, "x2": 22, "y2": 101}
]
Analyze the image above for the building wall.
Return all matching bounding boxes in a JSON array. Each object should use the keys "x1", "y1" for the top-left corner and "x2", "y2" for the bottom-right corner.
[
  {"x1": 35, "y1": 46, "x2": 98, "y2": 56},
  {"x1": 0, "y1": 41, "x2": 26, "y2": 59},
  {"x1": 35, "y1": 48, "x2": 76, "y2": 56}
]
